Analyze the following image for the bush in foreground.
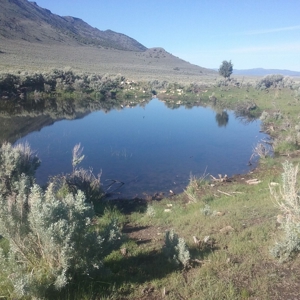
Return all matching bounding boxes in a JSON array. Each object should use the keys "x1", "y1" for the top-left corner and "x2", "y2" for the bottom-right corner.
[
  {"x1": 270, "y1": 161, "x2": 300, "y2": 261},
  {"x1": 0, "y1": 143, "x2": 121, "y2": 298},
  {"x1": 0, "y1": 142, "x2": 40, "y2": 197},
  {"x1": 163, "y1": 229, "x2": 190, "y2": 268}
]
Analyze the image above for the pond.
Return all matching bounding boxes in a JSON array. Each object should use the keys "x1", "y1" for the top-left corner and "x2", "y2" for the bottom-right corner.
[{"x1": 14, "y1": 98, "x2": 268, "y2": 198}]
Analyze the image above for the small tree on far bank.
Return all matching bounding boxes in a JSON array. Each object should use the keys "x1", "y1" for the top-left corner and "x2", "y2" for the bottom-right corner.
[{"x1": 219, "y1": 60, "x2": 233, "y2": 79}]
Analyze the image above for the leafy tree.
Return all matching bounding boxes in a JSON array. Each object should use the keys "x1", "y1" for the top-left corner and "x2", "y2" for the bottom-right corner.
[{"x1": 218, "y1": 60, "x2": 233, "y2": 79}]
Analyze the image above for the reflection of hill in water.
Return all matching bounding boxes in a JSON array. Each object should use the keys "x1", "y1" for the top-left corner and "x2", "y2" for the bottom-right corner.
[
  {"x1": 0, "y1": 115, "x2": 56, "y2": 144},
  {"x1": 0, "y1": 97, "x2": 149, "y2": 144},
  {"x1": 0, "y1": 113, "x2": 94, "y2": 144}
]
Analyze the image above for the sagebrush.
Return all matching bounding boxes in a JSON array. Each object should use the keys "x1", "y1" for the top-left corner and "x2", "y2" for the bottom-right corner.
[
  {"x1": 270, "y1": 161, "x2": 300, "y2": 261},
  {"x1": 163, "y1": 229, "x2": 190, "y2": 268},
  {"x1": 0, "y1": 142, "x2": 121, "y2": 298}
]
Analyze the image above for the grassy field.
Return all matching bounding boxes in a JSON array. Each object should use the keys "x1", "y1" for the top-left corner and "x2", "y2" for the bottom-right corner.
[{"x1": 0, "y1": 39, "x2": 216, "y2": 84}]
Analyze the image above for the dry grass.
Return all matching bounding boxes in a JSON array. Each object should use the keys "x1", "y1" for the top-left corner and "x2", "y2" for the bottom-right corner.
[{"x1": 0, "y1": 39, "x2": 216, "y2": 83}]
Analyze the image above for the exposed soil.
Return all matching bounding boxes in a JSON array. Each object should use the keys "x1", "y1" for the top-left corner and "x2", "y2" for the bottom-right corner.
[{"x1": 123, "y1": 224, "x2": 166, "y2": 249}]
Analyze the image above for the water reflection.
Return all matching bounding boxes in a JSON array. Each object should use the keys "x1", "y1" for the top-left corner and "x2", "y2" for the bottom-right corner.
[
  {"x1": 0, "y1": 95, "x2": 150, "y2": 144},
  {"x1": 215, "y1": 111, "x2": 229, "y2": 127},
  {"x1": 0, "y1": 97, "x2": 268, "y2": 199}
]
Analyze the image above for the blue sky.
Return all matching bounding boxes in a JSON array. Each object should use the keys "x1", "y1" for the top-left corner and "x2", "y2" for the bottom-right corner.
[{"x1": 34, "y1": 0, "x2": 300, "y2": 71}]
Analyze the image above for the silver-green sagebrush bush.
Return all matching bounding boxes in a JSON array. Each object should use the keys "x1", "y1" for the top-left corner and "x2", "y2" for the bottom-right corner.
[
  {"x1": 255, "y1": 74, "x2": 298, "y2": 90},
  {"x1": 0, "y1": 143, "x2": 121, "y2": 298},
  {"x1": 270, "y1": 161, "x2": 300, "y2": 261},
  {"x1": 163, "y1": 229, "x2": 190, "y2": 268},
  {"x1": 0, "y1": 142, "x2": 40, "y2": 196}
]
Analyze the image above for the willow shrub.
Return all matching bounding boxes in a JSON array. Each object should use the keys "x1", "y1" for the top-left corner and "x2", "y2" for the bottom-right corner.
[{"x1": 0, "y1": 143, "x2": 121, "y2": 298}]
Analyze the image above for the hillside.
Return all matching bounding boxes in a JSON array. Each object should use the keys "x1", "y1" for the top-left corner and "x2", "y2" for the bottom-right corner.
[
  {"x1": 0, "y1": 0, "x2": 146, "y2": 51},
  {"x1": 0, "y1": 0, "x2": 216, "y2": 82}
]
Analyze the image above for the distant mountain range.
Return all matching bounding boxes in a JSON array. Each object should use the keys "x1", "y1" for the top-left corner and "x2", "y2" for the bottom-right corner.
[{"x1": 232, "y1": 68, "x2": 300, "y2": 76}]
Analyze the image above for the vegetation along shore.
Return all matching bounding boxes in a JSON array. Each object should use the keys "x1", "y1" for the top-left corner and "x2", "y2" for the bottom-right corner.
[{"x1": 1, "y1": 67, "x2": 300, "y2": 299}]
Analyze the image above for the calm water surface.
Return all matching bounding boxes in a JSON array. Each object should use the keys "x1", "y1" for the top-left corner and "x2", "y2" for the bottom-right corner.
[{"x1": 16, "y1": 99, "x2": 268, "y2": 198}]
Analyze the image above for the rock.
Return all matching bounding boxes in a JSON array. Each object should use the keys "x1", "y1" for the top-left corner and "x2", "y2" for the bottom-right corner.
[
  {"x1": 203, "y1": 235, "x2": 210, "y2": 243},
  {"x1": 220, "y1": 225, "x2": 234, "y2": 234},
  {"x1": 216, "y1": 211, "x2": 225, "y2": 216},
  {"x1": 246, "y1": 178, "x2": 261, "y2": 185},
  {"x1": 276, "y1": 214, "x2": 285, "y2": 224},
  {"x1": 193, "y1": 236, "x2": 201, "y2": 245}
]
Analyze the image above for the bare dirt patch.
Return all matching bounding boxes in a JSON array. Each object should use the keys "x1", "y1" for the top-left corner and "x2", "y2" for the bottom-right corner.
[{"x1": 123, "y1": 223, "x2": 166, "y2": 249}]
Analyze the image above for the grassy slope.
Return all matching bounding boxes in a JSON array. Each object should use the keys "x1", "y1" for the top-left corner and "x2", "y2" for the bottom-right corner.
[
  {"x1": 0, "y1": 0, "x2": 216, "y2": 83},
  {"x1": 0, "y1": 39, "x2": 216, "y2": 83}
]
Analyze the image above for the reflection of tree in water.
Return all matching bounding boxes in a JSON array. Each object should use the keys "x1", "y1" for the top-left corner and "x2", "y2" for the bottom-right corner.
[{"x1": 215, "y1": 111, "x2": 229, "y2": 127}]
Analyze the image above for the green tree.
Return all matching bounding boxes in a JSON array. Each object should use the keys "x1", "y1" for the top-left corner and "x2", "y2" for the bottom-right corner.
[{"x1": 218, "y1": 60, "x2": 233, "y2": 79}]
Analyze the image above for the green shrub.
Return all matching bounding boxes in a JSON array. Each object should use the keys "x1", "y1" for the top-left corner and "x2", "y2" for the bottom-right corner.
[
  {"x1": 0, "y1": 143, "x2": 121, "y2": 298},
  {"x1": 260, "y1": 110, "x2": 269, "y2": 121},
  {"x1": 270, "y1": 161, "x2": 300, "y2": 261},
  {"x1": 0, "y1": 69, "x2": 130, "y2": 100},
  {"x1": 0, "y1": 73, "x2": 19, "y2": 92},
  {"x1": 0, "y1": 142, "x2": 40, "y2": 196},
  {"x1": 146, "y1": 204, "x2": 156, "y2": 217},
  {"x1": 256, "y1": 74, "x2": 284, "y2": 90},
  {"x1": 201, "y1": 204, "x2": 214, "y2": 216},
  {"x1": 20, "y1": 73, "x2": 45, "y2": 91},
  {"x1": 0, "y1": 184, "x2": 121, "y2": 298},
  {"x1": 163, "y1": 229, "x2": 190, "y2": 268}
]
